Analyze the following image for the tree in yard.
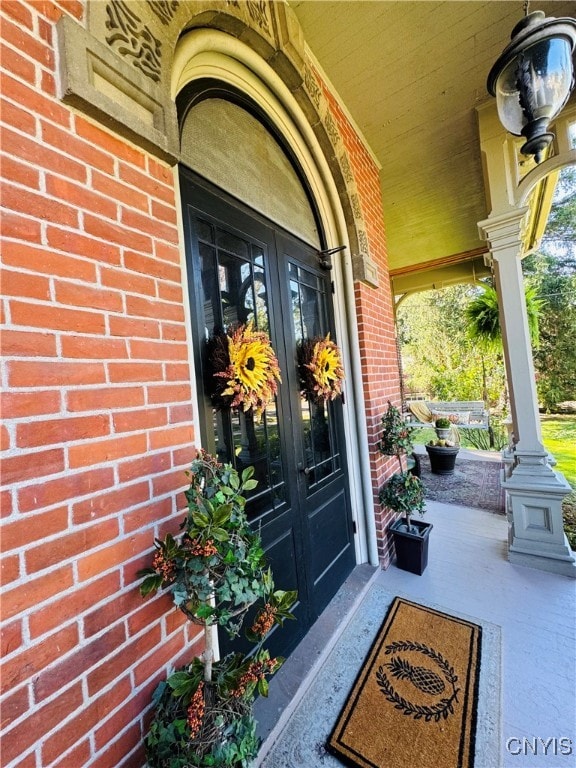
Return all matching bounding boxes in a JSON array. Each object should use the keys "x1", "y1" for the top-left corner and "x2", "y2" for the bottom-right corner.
[
  {"x1": 532, "y1": 274, "x2": 576, "y2": 410},
  {"x1": 397, "y1": 285, "x2": 505, "y2": 407},
  {"x1": 397, "y1": 167, "x2": 575, "y2": 415},
  {"x1": 523, "y1": 165, "x2": 576, "y2": 411},
  {"x1": 538, "y1": 166, "x2": 576, "y2": 256},
  {"x1": 523, "y1": 256, "x2": 576, "y2": 410},
  {"x1": 464, "y1": 281, "x2": 542, "y2": 422}
]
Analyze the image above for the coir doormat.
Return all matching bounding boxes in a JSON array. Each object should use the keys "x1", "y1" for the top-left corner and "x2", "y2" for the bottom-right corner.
[{"x1": 327, "y1": 597, "x2": 481, "y2": 768}]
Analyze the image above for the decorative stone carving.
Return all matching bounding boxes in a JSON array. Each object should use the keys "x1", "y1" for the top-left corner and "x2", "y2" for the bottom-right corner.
[
  {"x1": 350, "y1": 192, "x2": 362, "y2": 220},
  {"x1": 105, "y1": 0, "x2": 162, "y2": 83},
  {"x1": 304, "y1": 66, "x2": 322, "y2": 110},
  {"x1": 324, "y1": 111, "x2": 340, "y2": 148},
  {"x1": 246, "y1": 0, "x2": 271, "y2": 35},
  {"x1": 148, "y1": 0, "x2": 179, "y2": 25},
  {"x1": 300, "y1": 62, "x2": 379, "y2": 286},
  {"x1": 339, "y1": 154, "x2": 354, "y2": 185},
  {"x1": 57, "y1": 12, "x2": 179, "y2": 163},
  {"x1": 357, "y1": 230, "x2": 369, "y2": 254}
]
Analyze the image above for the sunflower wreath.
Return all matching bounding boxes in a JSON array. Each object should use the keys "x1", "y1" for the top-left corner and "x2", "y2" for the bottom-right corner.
[
  {"x1": 207, "y1": 321, "x2": 282, "y2": 421},
  {"x1": 297, "y1": 333, "x2": 345, "y2": 405}
]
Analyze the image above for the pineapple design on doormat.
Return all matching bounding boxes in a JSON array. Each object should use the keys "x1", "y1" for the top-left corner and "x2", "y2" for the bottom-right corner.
[{"x1": 376, "y1": 640, "x2": 460, "y2": 722}]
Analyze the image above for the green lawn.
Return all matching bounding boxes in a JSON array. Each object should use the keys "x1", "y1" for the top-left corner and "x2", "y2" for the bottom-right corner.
[
  {"x1": 411, "y1": 427, "x2": 501, "y2": 451},
  {"x1": 541, "y1": 416, "x2": 576, "y2": 548},
  {"x1": 541, "y1": 416, "x2": 576, "y2": 489}
]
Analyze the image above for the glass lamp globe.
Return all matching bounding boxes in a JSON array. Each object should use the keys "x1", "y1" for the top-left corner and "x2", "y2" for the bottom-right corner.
[{"x1": 487, "y1": 11, "x2": 576, "y2": 162}]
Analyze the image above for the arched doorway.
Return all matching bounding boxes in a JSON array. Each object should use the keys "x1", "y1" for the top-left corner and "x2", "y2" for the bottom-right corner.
[{"x1": 178, "y1": 91, "x2": 356, "y2": 657}]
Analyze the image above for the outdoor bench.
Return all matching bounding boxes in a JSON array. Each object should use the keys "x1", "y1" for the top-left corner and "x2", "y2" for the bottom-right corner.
[{"x1": 405, "y1": 400, "x2": 489, "y2": 430}]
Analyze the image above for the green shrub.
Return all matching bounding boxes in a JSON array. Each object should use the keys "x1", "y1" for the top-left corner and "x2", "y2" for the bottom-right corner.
[
  {"x1": 379, "y1": 472, "x2": 426, "y2": 526},
  {"x1": 465, "y1": 423, "x2": 508, "y2": 451}
]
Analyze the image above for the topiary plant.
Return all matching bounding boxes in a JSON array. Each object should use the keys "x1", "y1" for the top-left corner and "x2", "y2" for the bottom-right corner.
[
  {"x1": 138, "y1": 449, "x2": 296, "y2": 767},
  {"x1": 379, "y1": 471, "x2": 426, "y2": 531},
  {"x1": 377, "y1": 401, "x2": 417, "y2": 469},
  {"x1": 378, "y1": 401, "x2": 426, "y2": 531}
]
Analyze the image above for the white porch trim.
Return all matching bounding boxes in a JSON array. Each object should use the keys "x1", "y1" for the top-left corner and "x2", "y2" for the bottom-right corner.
[{"x1": 477, "y1": 100, "x2": 575, "y2": 577}]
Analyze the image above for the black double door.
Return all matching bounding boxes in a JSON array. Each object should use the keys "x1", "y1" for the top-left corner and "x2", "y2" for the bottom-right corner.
[{"x1": 180, "y1": 169, "x2": 355, "y2": 658}]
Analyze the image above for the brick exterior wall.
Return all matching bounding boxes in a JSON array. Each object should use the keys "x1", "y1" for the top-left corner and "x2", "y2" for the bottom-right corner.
[
  {"x1": 1, "y1": 3, "x2": 198, "y2": 765},
  {"x1": 320, "y1": 87, "x2": 402, "y2": 566},
  {"x1": 1, "y1": 2, "x2": 401, "y2": 765}
]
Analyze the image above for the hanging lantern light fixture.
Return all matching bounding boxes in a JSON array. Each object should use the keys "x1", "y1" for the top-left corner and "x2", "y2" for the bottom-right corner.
[{"x1": 487, "y1": 9, "x2": 576, "y2": 163}]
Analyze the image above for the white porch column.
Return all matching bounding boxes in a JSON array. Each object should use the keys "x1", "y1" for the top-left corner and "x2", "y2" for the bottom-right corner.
[{"x1": 478, "y1": 210, "x2": 575, "y2": 578}]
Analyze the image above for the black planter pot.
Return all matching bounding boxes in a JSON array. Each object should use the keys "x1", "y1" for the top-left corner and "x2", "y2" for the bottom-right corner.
[
  {"x1": 425, "y1": 444, "x2": 459, "y2": 475},
  {"x1": 389, "y1": 518, "x2": 433, "y2": 575}
]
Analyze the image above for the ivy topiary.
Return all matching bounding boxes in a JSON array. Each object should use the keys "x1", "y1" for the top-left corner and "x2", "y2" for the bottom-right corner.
[
  {"x1": 377, "y1": 401, "x2": 426, "y2": 531},
  {"x1": 377, "y1": 401, "x2": 416, "y2": 468},
  {"x1": 138, "y1": 450, "x2": 297, "y2": 767}
]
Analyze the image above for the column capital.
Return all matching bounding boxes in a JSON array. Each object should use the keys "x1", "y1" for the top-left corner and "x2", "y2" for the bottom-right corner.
[{"x1": 477, "y1": 207, "x2": 530, "y2": 256}]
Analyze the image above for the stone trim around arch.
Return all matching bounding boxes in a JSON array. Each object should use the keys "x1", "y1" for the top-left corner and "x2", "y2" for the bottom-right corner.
[
  {"x1": 56, "y1": 0, "x2": 378, "y2": 286},
  {"x1": 171, "y1": 27, "x2": 379, "y2": 566}
]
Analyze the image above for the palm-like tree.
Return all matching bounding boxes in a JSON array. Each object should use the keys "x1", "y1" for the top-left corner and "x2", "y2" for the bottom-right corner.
[{"x1": 466, "y1": 282, "x2": 543, "y2": 435}]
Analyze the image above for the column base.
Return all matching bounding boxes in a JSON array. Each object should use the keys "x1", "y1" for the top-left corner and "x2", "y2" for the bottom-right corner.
[
  {"x1": 508, "y1": 537, "x2": 576, "y2": 578},
  {"x1": 503, "y1": 463, "x2": 575, "y2": 579}
]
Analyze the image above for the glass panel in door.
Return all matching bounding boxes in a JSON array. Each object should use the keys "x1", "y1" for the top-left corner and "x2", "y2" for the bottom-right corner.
[
  {"x1": 195, "y1": 217, "x2": 287, "y2": 519},
  {"x1": 280, "y1": 237, "x2": 355, "y2": 619},
  {"x1": 289, "y1": 262, "x2": 341, "y2": 487}
]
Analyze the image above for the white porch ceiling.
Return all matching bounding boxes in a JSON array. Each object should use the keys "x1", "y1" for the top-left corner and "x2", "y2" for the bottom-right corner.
[{"x1": 290, "y1": 1, "x2": 576, "y2": 285}]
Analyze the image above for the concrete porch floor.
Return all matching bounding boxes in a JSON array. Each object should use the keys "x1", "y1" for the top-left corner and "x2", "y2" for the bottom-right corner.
[{"x1": 254, "y1": 499, "x2": 576, "y2": 768}]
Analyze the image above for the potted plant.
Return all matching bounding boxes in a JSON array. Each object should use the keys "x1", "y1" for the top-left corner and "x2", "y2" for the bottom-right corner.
[
  {"x1": 424, "y1": 417, "x2": 460, "y2": 475},
  {"x1": 378, "y1": 402, "x2": 432, "y2": 575},
  {"x1": 138, "y1": 449, "x2": 296, "y2": 767},
  {"x1": 434, "y1": 416, "x2": 452, "y2": 440},
  {"x1": 425, "y1": 439, "x2": 460, "y2": 475}
]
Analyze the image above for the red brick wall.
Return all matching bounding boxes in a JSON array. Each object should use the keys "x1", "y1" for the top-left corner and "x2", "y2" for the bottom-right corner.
[
  {"x1": 1, "y1": 3, "x2": 402, "y2": 765},
  {"x1": 320, "y1": 81, "x2": 402, "y2": 566},
  {"x1": 1, "y1": 2, "x2": 198, "y2": 766}
]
